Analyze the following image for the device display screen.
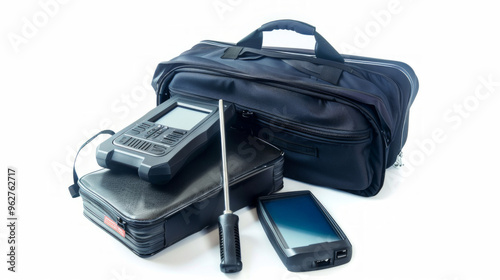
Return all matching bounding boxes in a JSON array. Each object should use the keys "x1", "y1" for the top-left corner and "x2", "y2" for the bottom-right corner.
[
  {"x1": 155, "y1": 106, "x2": 209, "y2": 130},
  {"x1": 262, "y1": 195, "x2": 341, "y2": 248}
]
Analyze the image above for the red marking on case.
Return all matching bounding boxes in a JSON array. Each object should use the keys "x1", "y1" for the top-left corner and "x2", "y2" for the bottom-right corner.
[{"x1": 104, "y1": 216, "x2": 126, "y2": 238}]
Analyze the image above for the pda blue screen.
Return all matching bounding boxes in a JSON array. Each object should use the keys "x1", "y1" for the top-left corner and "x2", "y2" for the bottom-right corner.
[{"x1": 262, "y1": 195, "x2": 340, "y2": 248}]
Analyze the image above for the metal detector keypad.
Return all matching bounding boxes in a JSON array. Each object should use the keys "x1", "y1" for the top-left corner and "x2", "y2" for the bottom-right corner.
[{"x1": 114, "y1": 122, "x2": 189, "y2": 156}]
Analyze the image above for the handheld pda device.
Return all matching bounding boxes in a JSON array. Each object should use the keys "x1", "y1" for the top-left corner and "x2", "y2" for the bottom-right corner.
[
  {"x1": 96, "y1": 95, "x2": 235, "y2": 184},
  {"x1": 257, "y1": 191, "x2": 352, "y2": 272}
]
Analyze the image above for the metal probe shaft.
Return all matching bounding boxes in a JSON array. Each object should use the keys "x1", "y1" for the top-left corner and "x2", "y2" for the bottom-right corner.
[
  {"x1": 219, "y1": 99, "x2": 231, "y2": 214},
  {"x1": 218, "y1": 99, "x2": 242, "y2": 273}
]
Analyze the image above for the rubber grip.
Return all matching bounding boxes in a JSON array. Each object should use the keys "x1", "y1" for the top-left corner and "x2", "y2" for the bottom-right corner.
[{"x1": 218, "y1": 213, "x2": 242, "y2": 273}]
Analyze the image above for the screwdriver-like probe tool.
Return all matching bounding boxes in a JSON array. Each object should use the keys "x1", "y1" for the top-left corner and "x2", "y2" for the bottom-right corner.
[{"x1": 217, "y1": 99, "x2": 242, "y2": 273}]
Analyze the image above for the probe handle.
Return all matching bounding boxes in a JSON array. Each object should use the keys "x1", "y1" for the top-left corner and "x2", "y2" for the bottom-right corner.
[{"x1": 218, "y1": 213, "x2": 242, "y2": 273}]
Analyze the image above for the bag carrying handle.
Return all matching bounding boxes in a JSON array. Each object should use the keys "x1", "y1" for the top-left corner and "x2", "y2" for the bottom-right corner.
[{"x1": 236, "y1": 19, "x2": 344, "y2": 63}]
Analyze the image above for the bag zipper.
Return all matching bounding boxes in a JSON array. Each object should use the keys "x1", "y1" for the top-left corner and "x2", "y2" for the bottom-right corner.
[
  {"x1": 78, "y1": 157, "x2": 277, "y2": 228},
  {"x1": 200, "y1": 40, "x2": 364, "y2": 78},
  {"x1": 83, "y1": 203, "x2": 164, "y2": 249},
  {"x1": 158, "y1": 64, "x2": 390, "y2": 146},
  {"x1": 79, "y1": 186, "x2": 160, "y2": 227},
  {"x1": 200, "y1": 40, "x2": 405, "y2": 97},
  {"x1": 169, "y1": 87, "x2": 372, "y2": 142},
  {"x1": 82, "y1": 199, "x2": 163, "y2": 240},
  {"x1": 349, "y1": 64, "x2": 403, "y2": 138},
  {"x1": 158, "y1": 65, "x2": 390, "y2": 120},
  {"x1": 238, "y1": 106, "x2": 371, "y2": 142},
  {"x1": 344, "y1": 57, "x2": 418, "y2": 151},
  {"x1": 344, "y1": 57, "x2": 418, "y2": 102}
]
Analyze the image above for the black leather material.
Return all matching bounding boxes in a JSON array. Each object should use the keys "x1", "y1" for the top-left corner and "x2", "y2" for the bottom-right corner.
[{"x1": 78, "y1": 129, "x2": 284, "y2": 257}]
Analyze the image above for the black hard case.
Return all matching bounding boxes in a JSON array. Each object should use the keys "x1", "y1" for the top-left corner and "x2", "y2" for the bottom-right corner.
[{"x1": 78, "y1": 130, "x2": 284, "y2": 257}]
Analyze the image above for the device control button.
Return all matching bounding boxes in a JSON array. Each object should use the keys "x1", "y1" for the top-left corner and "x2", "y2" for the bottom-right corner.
[
  {"x1": 150, "y1": 145, "x2": 167, "y2": 155},
  {"x1": 160, "y1": 139, "x2": 175, "y2": 145},
  {"x1": 118, "y1": 136, "x2": 131, "y2": 144},
  {"x1": 152, "y1": 144, "x2": 163, "y2": 150},
  {"x1": 164, "y1": 135, "x2": 178, "y2": 142},
  {"x1": 129, "y1": 129, "x2": 140, "y2": 135},
  {"x1": 145, "y1": 129, "x2": 157, "y2": 137},
  {"x1": 152, "y1": 132, "x2": 162, "y2": 139},
  {"x1": 135, "y1": 126, "x2": 146, "y2": 132},
  {"x1": 169, "y1": 132, "x2": 184, "y2": 139},
  {"x1": 139, "y1": 123, "x2": 151, "y2": 128},
  {"x1": 168, "y1": 135, "x2": 182, "y2": 143},
  {"x1": 173, "y1": 130, "x2": 187, "y2": 135}
]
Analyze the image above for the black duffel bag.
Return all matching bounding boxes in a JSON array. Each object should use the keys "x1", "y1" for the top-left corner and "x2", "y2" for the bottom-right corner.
[{"x1": 152, "y1": 20, "x2": 418, "y2": 196}]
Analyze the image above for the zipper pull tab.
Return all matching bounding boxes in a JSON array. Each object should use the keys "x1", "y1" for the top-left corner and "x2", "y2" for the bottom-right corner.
[
  {"x1": 381, "y1": 130, "x2": 390, "y2": 147},
  {"x1": 393, "y1": 151, "x2": 404, "y2": 168},
  {"x1": 239, "y1": 110, "x2": 256, "y2": 136},
  {"x1": 117, "y1": 217, "x2": 126, "y2": 230},
  {"x1": 241, "y1": 110, "x2": 254, "y2": 119}
]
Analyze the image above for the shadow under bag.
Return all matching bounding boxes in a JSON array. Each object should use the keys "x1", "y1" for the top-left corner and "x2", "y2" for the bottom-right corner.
[{"x1": 152, "y1": 20, "x2": 419, "y2": 196}]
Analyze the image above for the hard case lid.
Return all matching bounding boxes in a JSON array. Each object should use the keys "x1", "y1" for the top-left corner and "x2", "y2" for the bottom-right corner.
[{"x1": 78, "y1": 129, "x2": 284, "y2": 223}]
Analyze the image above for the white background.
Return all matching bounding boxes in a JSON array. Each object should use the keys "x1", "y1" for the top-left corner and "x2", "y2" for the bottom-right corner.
[{"x1": 1, "y1": 0, "x2": 500, "y2": 279}]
